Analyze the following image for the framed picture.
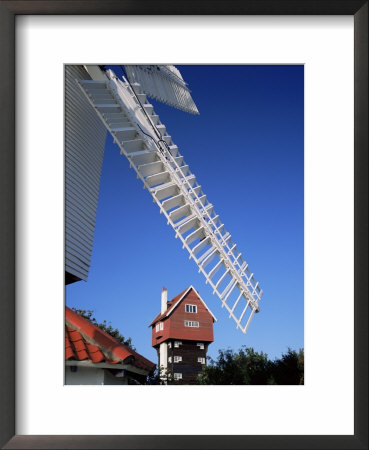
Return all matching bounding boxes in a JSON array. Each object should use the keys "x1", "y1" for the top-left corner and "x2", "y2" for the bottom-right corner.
[{"x1": 0, "y1": 1, "x2": 367, "y2": 449}]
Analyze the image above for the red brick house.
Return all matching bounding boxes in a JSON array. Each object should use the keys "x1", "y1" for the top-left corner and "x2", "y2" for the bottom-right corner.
[
  {"x1": 149, "y1": 286, "x2": 216, "y2": 384},
  {"x1": 65, "y1": 306, "x2": 155, "y2": 384}
]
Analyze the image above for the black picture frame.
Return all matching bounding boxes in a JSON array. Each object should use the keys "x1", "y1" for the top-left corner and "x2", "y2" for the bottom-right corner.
[{"x1": 0, "y1": 1, "x2": 367, "y2": 449}]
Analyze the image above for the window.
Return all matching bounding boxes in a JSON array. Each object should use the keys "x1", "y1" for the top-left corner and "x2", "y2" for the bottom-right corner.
[
  {"x1": 174, "y1": 341, "x2": 182, "y2": 348},
  {"x1": 197, "y1": 343, "x2": 204, "y2": 350},
  {"x1": 185, "y1": 304, "x2": 197, "y2": 313},
  {"x1": 168, "y1": 342, "x2": 172, "y2": 349},
  {"x1": 155, "y1": 324, "x2": 159, "y2": 332},
  {"x1": 174, "y1": 373, "x2": 182, "y2": 380},
  {"x1": 156, "y1": 322, "x2": 164, "y2": 332},
  {"x1": 168, "y1": 356, "x2": 172, "y2": 363},
  {"x1": 174, "y1": 356, "x2": 182, "y2": 363},
  {"x1": 159, "y1": 322, "x2": 164, "y2": 331},
  {"x1": 184, "y1": 320, "x2": 199, "y2": 327},
  {"x1": 197, "y1": 357, "x2": 205, "y2": 364}
]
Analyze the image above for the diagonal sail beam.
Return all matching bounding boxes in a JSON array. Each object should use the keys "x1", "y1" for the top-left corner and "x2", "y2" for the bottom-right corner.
[{"x1": 76, "y1": 69, "x2": 262, "y2": 333}]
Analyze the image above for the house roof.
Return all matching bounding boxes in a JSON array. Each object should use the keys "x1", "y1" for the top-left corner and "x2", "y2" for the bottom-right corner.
[
  {"x1": 148, "y1": 285, "x2": 217, "y2": 327},
  {"x1": 65, "y1": 307, "x2": 155, "y2": 373}
]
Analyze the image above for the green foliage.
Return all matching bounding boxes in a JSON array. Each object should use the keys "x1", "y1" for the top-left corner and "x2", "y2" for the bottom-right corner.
[
  {"x1": 197, "y1": 346, "x2": 304, "y2": 385},
  {"x1": 72, "y1": 308, "x2": 135, "y2": 350},
  {"x1": 272, "y1": 348, "x2": 304, "y2": 385},
  {"x1": 145, "y1": 365, "x2": 174, "y2": 385}
]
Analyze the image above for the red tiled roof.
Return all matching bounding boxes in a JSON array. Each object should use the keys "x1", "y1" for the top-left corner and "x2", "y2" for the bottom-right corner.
[
  {"x1": 148, "y1": 287, "x2": 190, "y2": 327},
  {"x1": 65, "y1": 307, "x2": 155, "y2": 373}
]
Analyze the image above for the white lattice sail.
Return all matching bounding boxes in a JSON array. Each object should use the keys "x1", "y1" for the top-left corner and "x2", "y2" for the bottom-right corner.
[
  {"x1": 124, "y1": 65, "x2": 199, "y2": 115},
  {"x1": 77, "y1": 67, "x2": 262, "y2": 333}
]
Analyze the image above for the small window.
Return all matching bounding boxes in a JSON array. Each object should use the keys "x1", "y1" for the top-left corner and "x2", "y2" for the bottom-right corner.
[
  {"x1": 185, "y1": 304, "x2": 197, "y2": 313},
  {"x1": 174, "y1": 356, "x2": 182, "y2": 363},
  {"x1": 174, "y1": 373, "x2": 182, "y2": 380},
  {"x1": 168, "y1": 342, "x2": 172, "y2": 349},
  {"x1": 159, "y1": 322, "x2": 164, "y2": 331},
  {"x1": 168, "y1": 356, "x2": 172, "y2": 363},
  {"x1": 197, "y1": 357, "x2": 205, "y2": 364},
  {"x1": 184, "y1": 320, "x2": 199, "y2": 327},
  {"x1": 174, "y1": 341, "x2": 182, "y2": 348},
  {"x1": 155, "y1": 324, "x2": 159, "y2": 332},
  {"x1": 197, "y1": 343, "x2": 204, "y2": 350}
]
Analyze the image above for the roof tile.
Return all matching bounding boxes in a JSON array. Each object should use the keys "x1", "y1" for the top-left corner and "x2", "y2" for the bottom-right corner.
[{"x1": 65, "y1": 307, "x2": 155, "y2": 373}]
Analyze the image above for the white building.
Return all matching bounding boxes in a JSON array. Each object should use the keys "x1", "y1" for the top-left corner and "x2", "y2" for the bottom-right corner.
[{"x1": 65, "y1": 306, "x2": 155, "y2": 385}]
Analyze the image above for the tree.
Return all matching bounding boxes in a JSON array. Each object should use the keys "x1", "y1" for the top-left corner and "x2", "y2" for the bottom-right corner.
[
  {"x1": 271, "y1": 348, "x2": 304, "y2": 385},
  {"x1": 198, "y1": 346, "x2": 272, "y2": 385},
  {"x1": 197, "y1": 346, "x2": 304, "y2": 385},
  {"x1": 145, "y1": 365, "x2": 174, "y2": 385},
  {"x1": 297, "y1": 348, "x2": 304, "y2": 384},
  {"x1": 72, "y1": 308, "x2": 135, "y2": 350}
]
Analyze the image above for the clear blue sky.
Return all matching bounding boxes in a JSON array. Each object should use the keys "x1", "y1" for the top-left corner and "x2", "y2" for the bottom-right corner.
[{"x1": 66, "y1": 65, "x2": 304, "y2": 363}]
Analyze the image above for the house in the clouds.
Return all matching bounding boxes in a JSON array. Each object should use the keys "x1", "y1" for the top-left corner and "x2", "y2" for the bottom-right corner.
[
  {"x1": 149, "y1": 286, "x2": 216, "y2": 384},
  {"x1": 65, "y1": 307, "x2": 155, "y2": 385}
]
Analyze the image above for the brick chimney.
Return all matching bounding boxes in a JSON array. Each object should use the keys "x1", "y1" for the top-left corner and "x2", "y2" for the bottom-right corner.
[{"x1": 161, "y1": 287, "x2": 168, "y2": 314}]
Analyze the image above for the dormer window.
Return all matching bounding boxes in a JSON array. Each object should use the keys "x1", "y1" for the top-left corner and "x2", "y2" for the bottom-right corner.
[{"x1": 185, "y1": 304, "x2": 197, "y2": 313}]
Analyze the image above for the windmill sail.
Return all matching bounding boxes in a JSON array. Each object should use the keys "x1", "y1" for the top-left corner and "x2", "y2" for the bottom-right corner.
[
  {"x1": 77, "y1": 68, "x2": 262, "y2": 333},
  {"x1": 124, "y1": 65, "x2": 199, "y2": 115}
]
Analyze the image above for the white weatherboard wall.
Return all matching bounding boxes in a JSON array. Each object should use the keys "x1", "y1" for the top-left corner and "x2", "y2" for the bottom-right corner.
[
  {"x1": 65, "y1": 366, "x2": 105, "y2": 385},
  {"x1": 65, "y1": 65, "x2": 107, "y2": 281},
  {"x1": 65, "y1": 366, "x2": 128, "y2": 385}
]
